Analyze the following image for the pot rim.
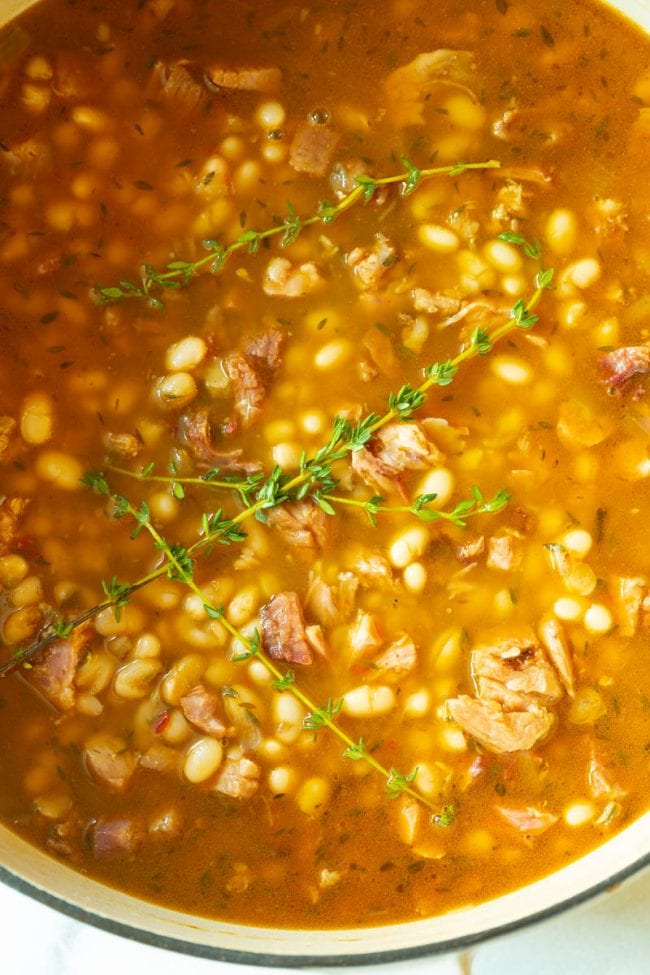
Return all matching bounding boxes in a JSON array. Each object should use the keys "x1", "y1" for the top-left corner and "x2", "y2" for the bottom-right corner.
[{"x1": 2, "y1": 0, "x2": 650, "y2": 967}]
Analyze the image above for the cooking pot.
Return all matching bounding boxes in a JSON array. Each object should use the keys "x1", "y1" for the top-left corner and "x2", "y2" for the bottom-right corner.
[{"x1": 1, "y1": 0, "x2": 649, "y2": 965}]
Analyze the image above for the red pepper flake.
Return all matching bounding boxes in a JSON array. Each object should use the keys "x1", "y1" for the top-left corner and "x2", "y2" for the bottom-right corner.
[{"x1": 152, "y1": 711, "x2": 170, "y2": 734}]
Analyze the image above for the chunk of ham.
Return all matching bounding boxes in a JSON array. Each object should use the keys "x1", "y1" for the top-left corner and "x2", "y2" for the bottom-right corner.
[
  {"x1": 600, "y1": 346, "x2": 650, "y2": 389},
  {"x1": 261, "y1": 592, "x2": 312, "y2": 666},
  {"x1": 0, "y1": 416, "x2": 15, "y2": 461},
  {"x1": 362, "y1": 327, "x2": 399, "y2": 377},
  {"x1": 486, "y1": 530, "x2": 524, "y2": 572},
  {"x1": 307, "y1": 571, "x2": 358, "y2": 627},
  {"x1": 47, "y1": 818, "x2": 81, "y2": 860},
  {"x1": 92, "y1": 818, "x2": 144, "y2": 857},
  {"x1": 611, "y1": 575, "x2": 647, "y2": 636},
  {"x1": 471, "y1": 628, "x2": 563, "y2": 710},
  {"x1": 537, "y1": 616, "x2": 575, "y2": 695},
  {"x1": 0, "y1": 496, "x2": 27, "y2": 556},
  {"x1": 224, "y1": 355, "x2": 267, "y2": 429},
  {"x1": 27, "y1": 625, "x2": 91, "y2": 711},
  {"x1": 1, "y1": 138, "x2": 52, "y2": 179},
  {"x1": 490, "y1": 179, "x2": 528, "y2": 229},
  {"x1": 446, "y1": 696, "x2": 555, "y2": 754},
  {"x1": 180, "y1": 684, "x2": 232, "y2": 736},
  {"x1": 349, "y1": 552, "x2": 396, "y2": 589},
  {"x1": 385, "y1": 50, "x2": 476, "y2": 127},
  {"x1": 54, "y1": 50, "x2": 102, "y2": 101},
  {"x1": 207, "y1": 65, "x2": 281, "y2": 93},
  {"x1": 214, "y1": 756, "x2": 260, "y2": 799},
  {"x1": 305, "y1": 624, "x2": 328, "y2": 659},
  {"x1": 289, "y1": 122, "x2": 340, "y2": 177},
  {"x1": 352, "y1": 420, "x2": 443, "y2": 494},
  {"x1": 457, "y1": 534, "x2": 485, "y2": 565},
  {"x1": 263, "y1": 257, "x2": 324, "y2": 297},
  {"x1": 84, "y1": 735, "x2": 137, "y2": 792},
  {"x1": 412, "y1": 288, "x2": 462, "y2": 316},
  {"x1": 496, "y1": 805, "x2": 558, "y2": 835},
  {"x1": 224, "y1": 327, "x2": 286, "y2": 430},
  {"x1": 156, "y1": 60, "x2": 208, "y2": 114},
  {"x1": 179, "y1": 408, "x2": 261, "y2": 474},
  {"x1": 245, "y1": 328, "x2": 285, "y2": 370},
  {"x1": 267, "y1": 500, "x2": 332, "y2": 550},
  {"x1": 370, "y1": 634, "x2": 417, "y2": 683},
  {"x1": 103, "y1": 431, "x2": 141, "y2": 459},
  {"x1": 347, "y1": 610, "x2": 383, "y2": 664},
  {"x1": 587, "y1": 748, "x2": 627, "y2": 801},
  {"x1": 346, "y1": 234, "x2": 397, "y2": 290}
]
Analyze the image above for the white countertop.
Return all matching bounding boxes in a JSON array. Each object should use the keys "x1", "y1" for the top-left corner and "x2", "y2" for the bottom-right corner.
[{"x1": 2, "y1": 864, "x2": 650, "y2": 975}]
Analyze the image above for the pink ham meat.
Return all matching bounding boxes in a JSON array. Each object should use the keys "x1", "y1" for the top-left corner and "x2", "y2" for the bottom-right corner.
[
  {"x1": 471, "y1": 628, "x2": 563, "y2": 711},
  {"x1": 289, "y1": 122, "x2": 340, "y2": 177},
  {"x1": 267, "y1": 500, "x2": 332, "y2": 551},
  {"x1": 0, "y1": 496, "x2": 26, "y2": 556},
  {"x1": 224, "y1": 327, "x2": 286, "y2": 428},
  {"x1": 179, "y1": 407, "x2": 261, "y2": 474},
  {"x1": 496, "y1": 805, "x2": 558, "y2": 835},
  {"x1": 207, "y1": 66, "x2": 281, "y2": 93},
  {"x1": 447, "y1": 696, "x2": 556, "y2": 754},
  {"x1": 351, "y1": 420, "x2": 442, "y2": 494},
  {"x1": 600, "y1": 345, "x2": 650, "y2": 388},
  {"x1": 92, "y1": 818, "x2": 144, "y2": 857},
  {"x1": 180, "y1": 684, "x2": 232, "y2": 737},
  {"x1": 27, "y1": 625, "x2": 91, "y2": 711},
  {"x1": 261, "y1": 592, "x2": 312, "y2": 666},
  {"x1": 214, "y1": 757, "x2": 260, "y2": 799},
  {"x1": 446, "y1": 626, "x2": 570, "y2": 754},
  {"x1": 84, "y1": 736, "x2": 137, "y2": 792}
]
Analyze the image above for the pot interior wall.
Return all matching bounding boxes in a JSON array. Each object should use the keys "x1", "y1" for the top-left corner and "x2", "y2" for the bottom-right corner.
[{"x1": 1, "y1": 0, "x2": 649, "y2": 964}]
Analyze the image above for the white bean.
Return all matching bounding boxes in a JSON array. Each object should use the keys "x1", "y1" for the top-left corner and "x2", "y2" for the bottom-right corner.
[
  {"x1": 273, "y1": 692, "x2": 306, "y2": 744},
  {"x1": 418, "y1": 224, "x2": 459, "y2": 253},
  {"x1": 403, "y1": 561, "x2": 427, "y2": 593},
  {"x1": 491, "y1": 356, "x2": 533, "y2": 386},
  {"x1": 20, "y1": 392, "x2": 54, "y2": 445},
  {"x1": 314, "y1": 339, "x2": 352, "y2": 371},
  {"x1": 389, "y1": 525, "x2": 429, "y2": 568},
  {"x1": 545, "y1": 208, "x2": 578, "y2": 256},
  {"x1": 560, "y1": 529, "x2": 592, "y2": 558},
  {"x1": 184, "y1": 737, "x2": 223, "y2": 783},
  {"x1": 165, "y1": 336, "x2": 207, "y2": 372},
  {"x1": 563, "y1": 800, "x2": 596, "y2": 827},
  {"x1": 155, "y1": 372, "x2": 197, "y2": 409},
  {"x1": 296, "y1": 776, "x2": 330, "y2": 815},
  {"x1": 584, "y1": 603, "x2": 613, "y2": 634},
  {"x1": 113, "y1": 659, "x2": 161, "y2": 700},
  {"x1": 268, "y1": 765, "x2": 295, "y2": 796},
  {"x1": 417, "y1": 467, "x2": 455, "y2": 509},
  {"x1": 35, "y1": 450, "x2": 83, "y2": 490},
  {"x1": 342, "y1": 684, "x2": 396, "y2": 718}
]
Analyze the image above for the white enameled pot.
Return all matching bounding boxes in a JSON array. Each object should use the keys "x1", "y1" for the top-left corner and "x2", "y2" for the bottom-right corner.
[{"x1": 1, "y1": 0, "x2": 649, "y2": 966}]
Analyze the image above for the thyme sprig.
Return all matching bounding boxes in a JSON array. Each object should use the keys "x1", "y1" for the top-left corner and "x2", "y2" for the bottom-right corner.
[
  {"x1": 95, "y1": 158, "x2": 500, "y2": 308},
  {"x1": 101, "y1": 485, "x2": 438, "y2": 811},
  {"x1": 0, "y1": 234, "x2": 552, "y2": 679},
  {"x1": 107, "y1": 462, "x2": 509, "y2": 529},
  {"x1": 317, "y1": 486, "x2": 511, "y2": 527}
]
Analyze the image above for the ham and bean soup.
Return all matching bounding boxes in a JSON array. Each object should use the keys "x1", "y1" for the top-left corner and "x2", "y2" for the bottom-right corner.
[{"x1": 1, "y1": 0, "x2": 650, "y2": 929}]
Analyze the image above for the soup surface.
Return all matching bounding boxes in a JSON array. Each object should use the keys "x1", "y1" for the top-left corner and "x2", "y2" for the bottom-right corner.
[{"x1": 1, "y1": 0, "x2": 650, "y2": 930}]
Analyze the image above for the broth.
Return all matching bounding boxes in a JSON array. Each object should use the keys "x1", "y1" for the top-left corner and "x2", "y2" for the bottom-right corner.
[{"x1": 1, "y1": 0, "x2": 650, "y2": 929}]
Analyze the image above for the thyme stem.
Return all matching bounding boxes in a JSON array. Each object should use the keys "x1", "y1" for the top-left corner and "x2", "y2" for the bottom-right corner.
[
  {"x1": 1, "y1": 236, "x2": 552, "y2": 678},
  {"x1": 95, "y1": 158, "x2": 501, "y2": 307},
  {"x1": 115, "y1": 494, "x2": 437, "y2": 812}
]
